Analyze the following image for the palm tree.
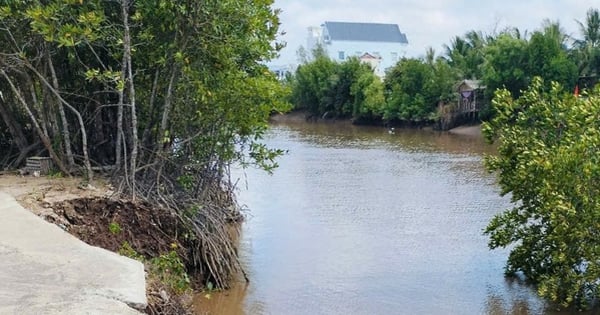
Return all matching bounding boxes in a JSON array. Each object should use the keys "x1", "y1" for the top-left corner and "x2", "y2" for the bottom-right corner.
[
  {"x1": 574, "y1": 8, "x2": 600, "y2": 77},
  {"x1": 541, "y1": 19, "x2": 568, "y2": 47},
  {"x1": 443, "y1": 31, "x2": 488, "y2": 80},
  {"x1": 577, "y1": 8, "x2": 600, "y2": 48},
  {"x1": 425, "y1": 46, "x2": 436, "y2": 66}
]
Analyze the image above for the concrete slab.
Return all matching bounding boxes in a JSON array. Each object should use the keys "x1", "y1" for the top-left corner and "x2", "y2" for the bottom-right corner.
[{"x1": 0, "y1": 192, "x2": 147, "y2": 314}]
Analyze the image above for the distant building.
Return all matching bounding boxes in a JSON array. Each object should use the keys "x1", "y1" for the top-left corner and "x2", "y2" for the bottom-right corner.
[
  {"x1": 268, "y1": 64, "x2": 295, "y2": 81},
  {"x1": 307, "y1": 21, "x2": 408, "y2": 77},
  {"x1": 359, "y1": 53, "x2": 382, "y2": 75}
]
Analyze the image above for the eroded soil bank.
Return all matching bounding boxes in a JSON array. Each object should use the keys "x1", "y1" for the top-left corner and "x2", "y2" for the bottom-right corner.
[
  {"x1": 50, "y1": 197, "x2": 193, "y2": 314},
  {"x1": 0, "y1": 175, "x2": 196, "y2": 314}
]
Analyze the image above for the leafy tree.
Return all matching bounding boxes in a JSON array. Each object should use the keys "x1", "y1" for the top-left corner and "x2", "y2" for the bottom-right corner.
[
  {"x1": 350, "y1": 64, "x2": 385, "y2": 121},
  {"x1": 484, "y1": 77, "x2": 600, "y2": 309},
  {"x1": 384, "y1": 58, "x2": 433, "y2": 121},
  {"x1": 384, "y1": 57, "x2": 458, "y2": 122},
  {"x1": 0, "y1": 0, "x2": 288, "y2": 288},
  {"x1": 481, "y1": 33, "x2": 530, "y2": 99},
  {"x1": 328, "y1": 57, "x2": 363, "y2": 117},
  {"x1": 289, "y1": 54, "x2": 384, "y2": 120},
  {"x1": 527, "y1": 22, "x2": 578, "y2": 89},
  {"x1": 290, "y1": 54, "x2": 338, "y2": 116}
]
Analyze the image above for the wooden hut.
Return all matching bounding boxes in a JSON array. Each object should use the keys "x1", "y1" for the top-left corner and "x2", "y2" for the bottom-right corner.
[
  {"x1": 456, "y1": 80, "x2": 484, "y2": 114},
  {"x1": 436, "y1": 79, "x2": 487, "y2": 130}
]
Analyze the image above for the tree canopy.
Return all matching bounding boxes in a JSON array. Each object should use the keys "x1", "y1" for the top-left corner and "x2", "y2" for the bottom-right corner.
[
  {"x1": 0, "y1": 0, "x2": 288, "y2": 288},
  {"x1": 288, "y1": 9, "x2": 598, "y2": 127},
  {"x1": 290, "y1": 50, "x2": 384, "y2": 122},
  {"x1": 484, "y1": 77, "x2": 600, "y2": 309}
]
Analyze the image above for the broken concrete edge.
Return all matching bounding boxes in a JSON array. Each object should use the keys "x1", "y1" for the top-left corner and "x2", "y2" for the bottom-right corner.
[{"x1": 0, "y1": 191, "x2": 148, "y2": 314}]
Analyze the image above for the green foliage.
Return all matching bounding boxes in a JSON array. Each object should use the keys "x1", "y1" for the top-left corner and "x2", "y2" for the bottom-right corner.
[
  {"x1": 481, "y1": 33, "x2": 530, "y2": 99},
  {"x1": 177, "y1": 174, "x2": 194, "y2": 191},
  {"x1": 527, "y1": 23, "x2": 578, "y2": 90},
  {"x1": 481, "y1": 25, "x2": 577, "y2": 100},
  {"x1": 118, "y1": 241, "x2": 144, "y2": 261},
  {"x1": 118, "y1": 242, "x2": 189, "y2": 293},
  {"x1": 574, "y1": 8, "x2": 600, "y2": 77},
  {"x1": 108, "y1": 222, "x2": 122, "y2": 235},
  {"x1": 150, "y1": 250, "x2": 191, "y2": 293},
  {"x1": 351, "y1": 67, "x2": 385, "y2": 121},
  {"x1": 290, "y1": 54, "x2": 384, "y2": 120},
  {"x1": 290, "y1": 54, "x2": 338, "y2": 115},
  {"x1": 46, "y1": 169, "x2": 64, "y2": 179},
  {"x1": 443, "y1": 30, "x2": 488, "y2": 79},
  {"x1": 384, "y1": 57, "x2": 458, "y2": 122},
  {"x1": 484, "y1": 77, "x2": 600, "y2": 309}
]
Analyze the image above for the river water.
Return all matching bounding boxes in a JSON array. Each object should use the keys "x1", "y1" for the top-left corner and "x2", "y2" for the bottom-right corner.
[{"x1": 194, "y1": 122, "x2": 587, "y2": 315}]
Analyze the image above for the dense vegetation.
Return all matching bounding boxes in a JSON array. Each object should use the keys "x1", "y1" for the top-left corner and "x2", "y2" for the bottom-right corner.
[
  {"x1": 288, "y1": 9, "x2": 600, "y2": 127},
  {"x1": 482, "y1": 9, "x2": 600, "y2": 310},
  {"x1": 290, "y1": 8, "x2": 600, "y2": 310},
  {"x1": 484, "y1": 78, "x2": 600, "y2": 309},
  {"x1": 0, "y1": 0, "x2": 287, "y2": 290},
  {"x1": 290, "y1": 48, "x2": 384, "y2": 122}
]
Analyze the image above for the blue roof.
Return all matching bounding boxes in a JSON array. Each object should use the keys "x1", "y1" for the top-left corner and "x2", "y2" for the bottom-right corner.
[{"x1": 323, "y1": 21, "x2": 408, "y2": 44}]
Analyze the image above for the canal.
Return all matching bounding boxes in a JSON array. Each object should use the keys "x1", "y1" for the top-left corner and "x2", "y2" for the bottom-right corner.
[{"x1": 195, "y1": 121, "x2": 580, "y2": 315}]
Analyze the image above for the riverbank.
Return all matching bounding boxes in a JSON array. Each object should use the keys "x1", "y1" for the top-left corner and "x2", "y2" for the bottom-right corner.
[
  {"x1": 0, "y1": 175, "x2": 194, "y2": 314},
  {"x1": 447, "y1": 124, "x2": 483, "y2": 137},
  {"x1": 271, "y1": 111, "x2": 483, "y2": 138}
]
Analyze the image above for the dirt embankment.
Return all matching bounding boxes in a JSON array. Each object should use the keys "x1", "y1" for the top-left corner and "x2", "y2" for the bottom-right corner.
[{"x1": 0, "y1": 174, "x2": 193, "y2": 314}]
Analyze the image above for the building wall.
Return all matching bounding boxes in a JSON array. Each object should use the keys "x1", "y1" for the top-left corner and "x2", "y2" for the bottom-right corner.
[
  {"x1": 306, "y1": 26, "x2": 323, "y2": 53},
  {"x1": 323, "y1": 40, "x2": 407, "y2": 77}
]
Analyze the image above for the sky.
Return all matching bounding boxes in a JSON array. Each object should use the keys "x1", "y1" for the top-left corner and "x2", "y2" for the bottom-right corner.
[{"x1": 270, "y1": 0, "x2": 599, "y2": 65}]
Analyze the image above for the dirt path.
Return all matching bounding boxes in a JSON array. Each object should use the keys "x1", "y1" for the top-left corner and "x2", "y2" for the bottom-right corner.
[{"x1": 0, "y1": 174, "x2": 112, "y2": 218}]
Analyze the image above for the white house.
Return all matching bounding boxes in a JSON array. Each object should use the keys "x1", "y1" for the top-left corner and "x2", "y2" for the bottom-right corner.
[
  {"x1": 268, "y1": 64, "x2": 295, "y2": 80},
  {"x1": 307, "y1": 21, "x2": 409, "y2": 77}
]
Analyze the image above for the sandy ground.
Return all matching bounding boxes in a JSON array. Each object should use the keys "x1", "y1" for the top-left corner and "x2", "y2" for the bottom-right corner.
[
  {"x1": 447, "y1": 124, "x2": 483, "y2": 137},
  {"x1": 0, "y1": 174, "x2": 113, "y2": 217}
]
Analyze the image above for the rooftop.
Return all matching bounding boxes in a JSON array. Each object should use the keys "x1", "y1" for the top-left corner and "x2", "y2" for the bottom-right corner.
[{"x1": 323, "y1": 21, "x2": 408, "y2": 44}]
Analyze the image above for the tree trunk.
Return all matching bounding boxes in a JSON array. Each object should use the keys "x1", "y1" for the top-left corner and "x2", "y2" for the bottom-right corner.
[
  {"x1": 23, "y1": 63, "x2": 93, "y2": 180},
  {"x1": 154, "y1": 68, "x2": 177, "y2": 164},
  {"x1": 122, "y1": 0, "x2": 138, "y2": 200},
  {"x1": 0, "y1": 99, "x2": 28, "y2": 151},
  {"x1": 0, "y1": 70, "x2": 70, "y2": 175},
  {"x1": 140, "y1": 68, "x2": 159, "y2": 160},
  {"x1": 48, "y1": 55, "x2": 75, "y2": 170}
]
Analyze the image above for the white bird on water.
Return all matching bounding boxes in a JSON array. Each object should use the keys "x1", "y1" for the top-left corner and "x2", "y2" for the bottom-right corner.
[{"x1": 388, "y1": 127, "x2": 395, "y2": 135}]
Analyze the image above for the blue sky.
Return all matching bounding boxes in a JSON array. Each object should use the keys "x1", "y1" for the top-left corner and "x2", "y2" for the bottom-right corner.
[{"x1": 271, "y1": 0, "x2": 599, "y2": 65}]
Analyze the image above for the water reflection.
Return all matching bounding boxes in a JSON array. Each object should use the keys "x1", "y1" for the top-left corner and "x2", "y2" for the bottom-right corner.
[{"x1": 194, "y1": 122, "x2": 592, "y2": 315}]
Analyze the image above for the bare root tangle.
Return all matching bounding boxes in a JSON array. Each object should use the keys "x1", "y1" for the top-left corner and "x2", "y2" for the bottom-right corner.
[{"x1": 113, "y1": 152, "x2": 246, "y2": 290}]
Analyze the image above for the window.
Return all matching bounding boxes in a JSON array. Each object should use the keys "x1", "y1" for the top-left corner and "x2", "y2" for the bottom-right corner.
[
  {"x1": 391, "y1": 52, "x2": 398, "y2": 62},
  {"x1": 338, "y1": 51, "x2": 345, "y2": 60}
]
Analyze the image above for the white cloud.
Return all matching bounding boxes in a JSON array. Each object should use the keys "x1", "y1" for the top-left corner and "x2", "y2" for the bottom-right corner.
[{"x1": 271, "y1": 0, "x2": 599, "y2": 64}]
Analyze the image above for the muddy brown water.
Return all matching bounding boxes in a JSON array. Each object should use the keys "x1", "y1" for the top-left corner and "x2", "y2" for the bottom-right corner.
[{"x1": 194, "y1": 122, "x2": 593, "y2": 315}]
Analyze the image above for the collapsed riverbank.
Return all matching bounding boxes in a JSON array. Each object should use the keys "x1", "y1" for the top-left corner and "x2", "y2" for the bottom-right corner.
[
  {"x1": 0, "y1": 174, "x2": 243, "y2": 314},
  {"x1": 0, "y1": 181, "x2": 146, "y2": 314}
]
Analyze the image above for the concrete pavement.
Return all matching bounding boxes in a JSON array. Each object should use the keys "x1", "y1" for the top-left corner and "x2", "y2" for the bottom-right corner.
[{"x1": 0, "y1": 191, "x2": 147, "y2": 314}]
